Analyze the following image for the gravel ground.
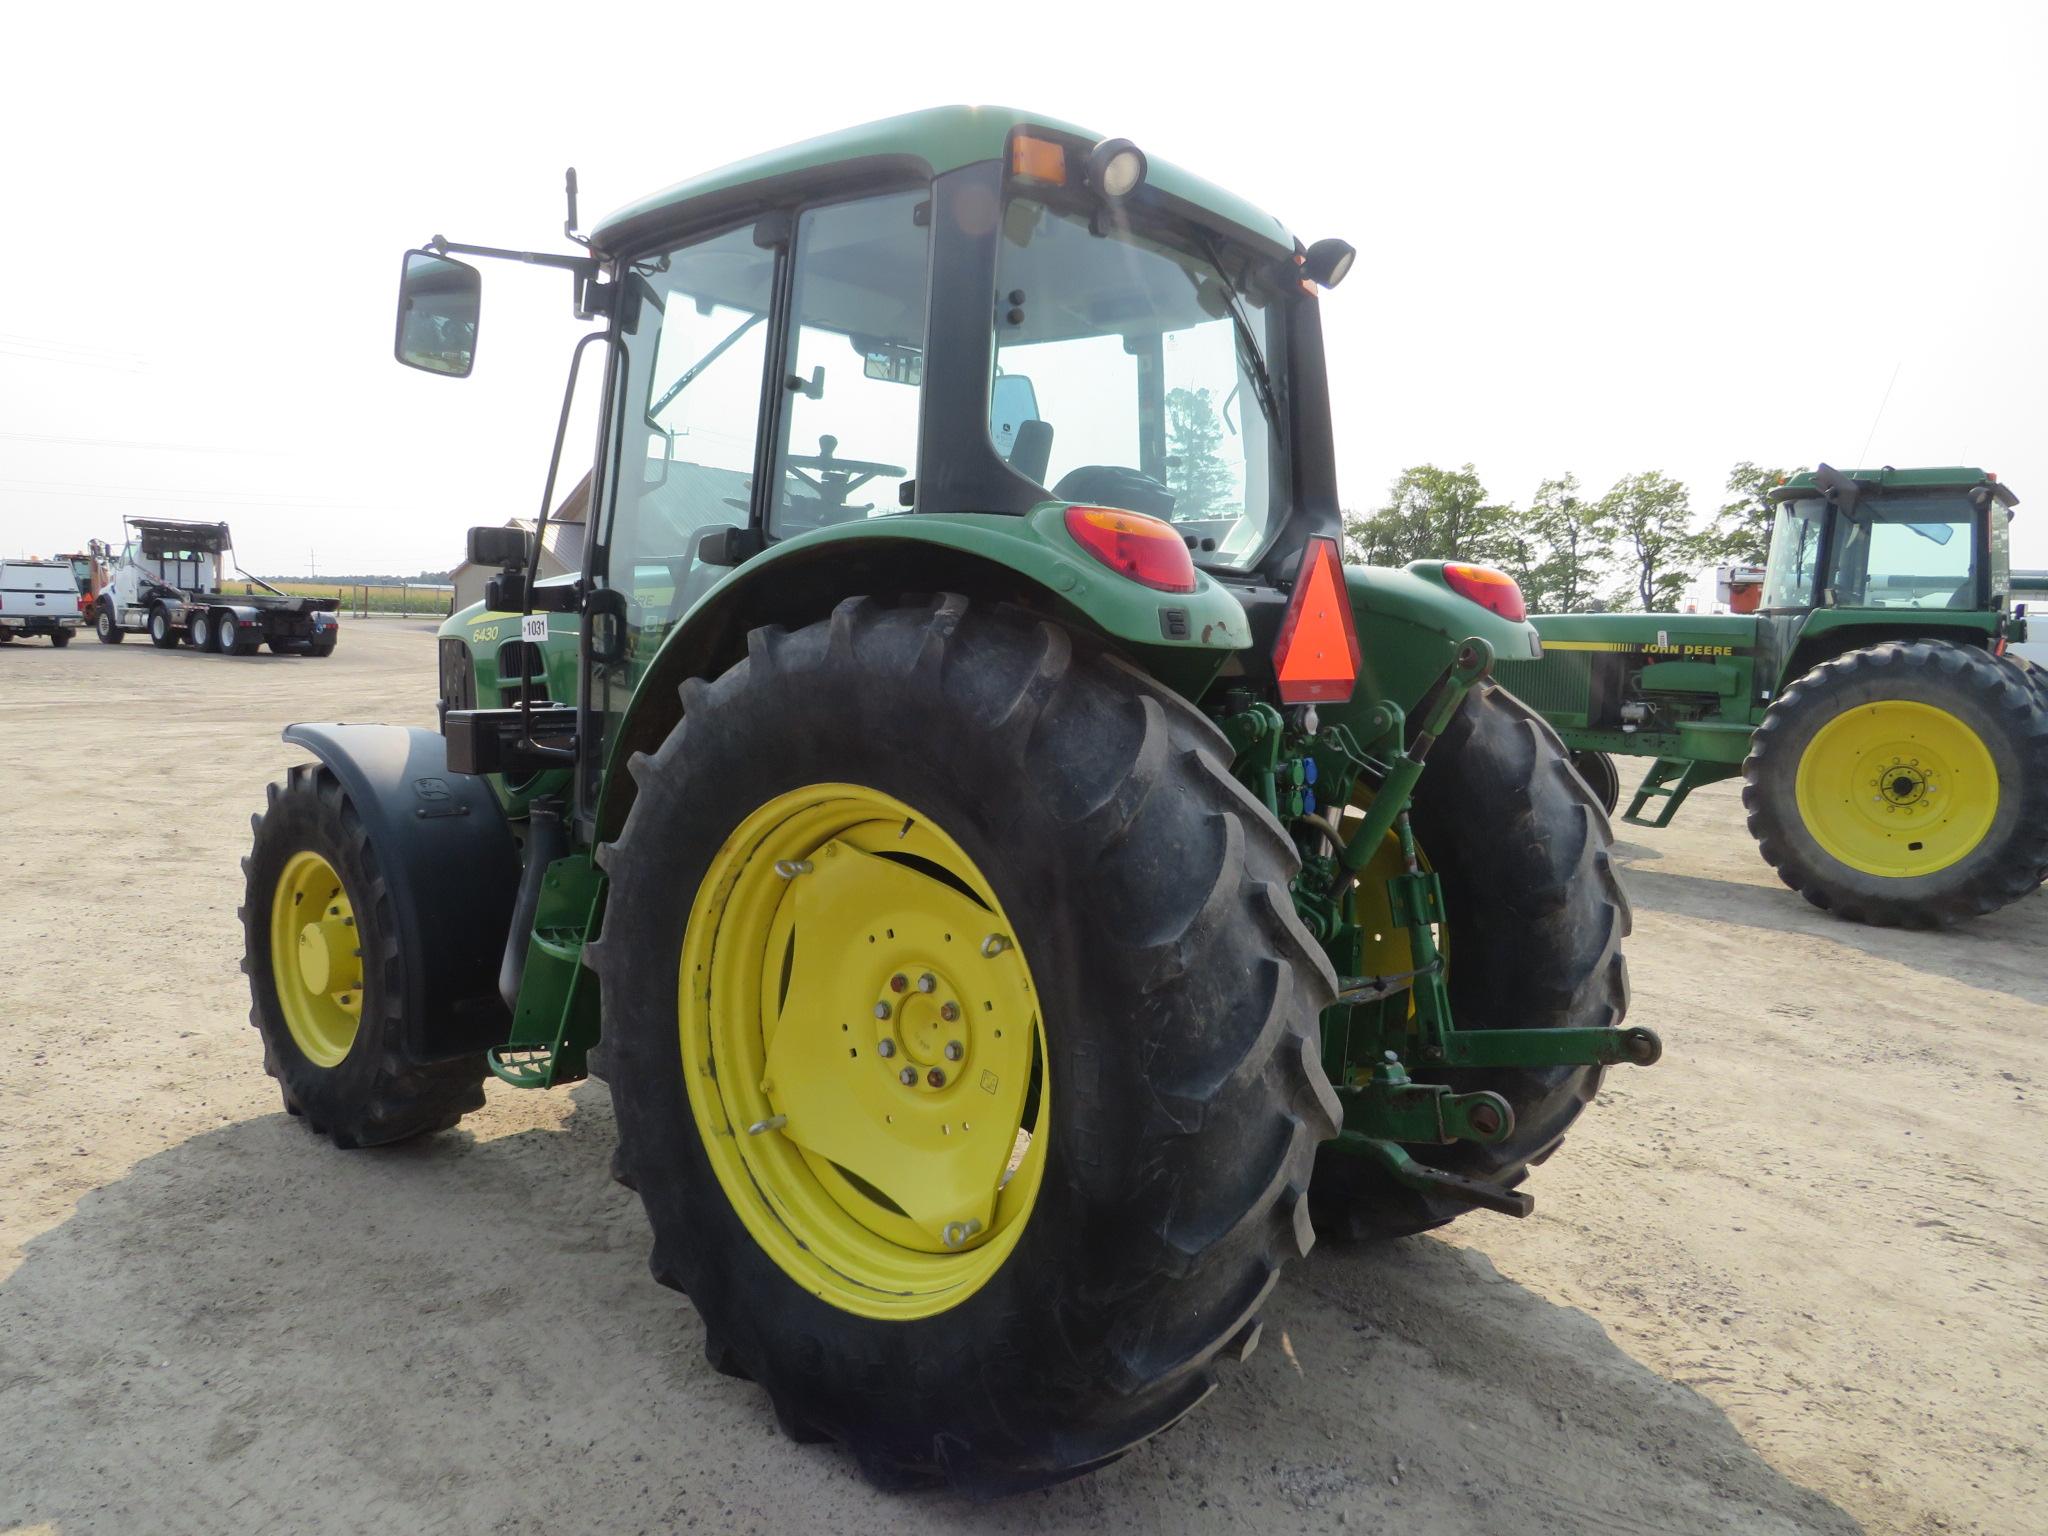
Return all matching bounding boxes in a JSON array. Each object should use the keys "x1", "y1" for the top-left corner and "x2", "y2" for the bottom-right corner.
[{"x1": 2, "y1": 620, "x2": 2042, "y2": 1535}]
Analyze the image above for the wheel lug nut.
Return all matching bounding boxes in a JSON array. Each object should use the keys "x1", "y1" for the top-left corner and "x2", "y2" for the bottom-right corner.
[
  {"x1": 899, "y1": 1067, "x2": 918, "y2": 1086},
  {"x1": 889, "y1": 974, "x2": 907, "y2": 993},
  {"x1": 944, "y1": 1040, "x2": 963, "y2": 1061},
  {"x1": 926, "y1": 1067, "x2": 946, "y2": 1087},
  {"x1": 874, "y1": 1001, "x2": 892, "y2": 1020},
  {"x1": 917, "y1": 972, "x2": 937, "y2": 993},
  {"x1": 877, "y1": 1038, "x2": 896, "y2": 1058},
  {"x1": 940, "y1": 1001, "x2": 960, "y2": 1022}
]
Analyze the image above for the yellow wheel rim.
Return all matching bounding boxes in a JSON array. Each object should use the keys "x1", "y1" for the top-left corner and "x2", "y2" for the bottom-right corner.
[
  {"x1": 1794, "y1": 700, "x2": 1998, "y2": 878},
  {"x1": 1344, "y1": 792, "x2": 1443, "y2": 1009},
  {"x1": 681, "y1": 784, "x2": 1048, "y2": 1321},
  {"x1": 269, "y1": 851, "x2": 365, "y2": 1067}
]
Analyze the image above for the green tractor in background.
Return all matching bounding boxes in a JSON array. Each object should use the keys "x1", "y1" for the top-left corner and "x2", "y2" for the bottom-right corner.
[
  {"x1": 1500, "y1": 465, "x2": 2048, "y2": 927},
  {"x1": 238, "y1": 109, "x2": 1652, "y2": 1493}
]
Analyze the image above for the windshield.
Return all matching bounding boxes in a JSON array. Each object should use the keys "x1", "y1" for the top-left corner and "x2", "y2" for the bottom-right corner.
[
  {"x1": 1825, "y1": 491, "x2": 1978, "y2": 609},
  {"x1": 989, "y1": 196, "x2": 1282, "y2": 569},
  {"x1": 1762, "y1": 497, "x2": 1827, "y2": 609}
]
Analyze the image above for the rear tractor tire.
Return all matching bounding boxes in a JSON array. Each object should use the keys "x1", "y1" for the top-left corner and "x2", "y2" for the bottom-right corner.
[
  {"x1": 240, "y1": 762, "x2": 487, "y2": 1145},
  {"x1": 190, "y1": 611, "x2": 215, "y2": 652},
  {"x1": 1310, "y1": 683, "x2": 1632, "y2": 1241},
  {"x1": 148, "y1": 607, "x2": 179, "y2": 648},
  {"x1": 591, "y1": 595, "x2": 1340, "y2": 1493},
  {"x1": 1744, "y1": 640, "x2": 2048, "y2": 926}
]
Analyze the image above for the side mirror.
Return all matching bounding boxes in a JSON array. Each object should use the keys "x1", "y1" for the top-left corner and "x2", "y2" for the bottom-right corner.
[
  {"x1": 990, "y1": 373, "x2": 1041, "y2": 459},
  {"x1": 467, "y1": 524, "x2": 531, "y2": 568},
  {"x1": 395, "y1": 250, "x2": 482, "y2": 377}
]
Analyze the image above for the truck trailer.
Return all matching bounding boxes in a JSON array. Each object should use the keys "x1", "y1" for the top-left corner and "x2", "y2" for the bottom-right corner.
[{"x1": 91, "y1": 518, "x2": 339, "y2": 656}]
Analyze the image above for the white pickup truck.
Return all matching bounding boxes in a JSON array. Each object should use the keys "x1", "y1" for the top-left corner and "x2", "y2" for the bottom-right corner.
[{"x1": 0, "y1": 559, "x2": 83, "y2": 646}]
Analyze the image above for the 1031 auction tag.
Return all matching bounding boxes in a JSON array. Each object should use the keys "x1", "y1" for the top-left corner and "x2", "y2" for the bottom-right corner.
[{"x1": 521, "y1": 614, "x2": 549, "y2": 643}]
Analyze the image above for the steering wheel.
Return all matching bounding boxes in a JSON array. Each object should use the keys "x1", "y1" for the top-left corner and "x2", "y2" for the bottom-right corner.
[{"x1": 782, "y1": 435, "x2": 905, "y2": 515}]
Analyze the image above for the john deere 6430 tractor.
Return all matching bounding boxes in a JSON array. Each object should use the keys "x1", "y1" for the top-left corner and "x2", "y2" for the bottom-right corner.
[
  {"x1": 240, "y1": 109, "x2": 1651, "y2": 1492},
  {"x1": 1501, "y1": 465, "x2": 2046, "y2": 928}
]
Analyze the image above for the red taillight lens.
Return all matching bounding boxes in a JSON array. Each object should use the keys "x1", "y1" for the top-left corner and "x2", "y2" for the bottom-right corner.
[
  {"x1": 1273, "y1": 536, "x2": 1361, "y2": 704},
  {"x1": 1441, "y1": 562, "x2": 1527, "y2": 622},
  {"x1": 1063, "y1": 506, "x2": 1197, "y2": 594}
]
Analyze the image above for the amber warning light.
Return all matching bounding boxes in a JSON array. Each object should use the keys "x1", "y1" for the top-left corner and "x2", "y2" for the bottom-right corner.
[{"x1": 1272, "y1": 537, "x2": 1361, "y2": 704}]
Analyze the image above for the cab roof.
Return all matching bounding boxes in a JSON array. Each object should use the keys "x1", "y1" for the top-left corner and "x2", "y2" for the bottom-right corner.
[
  {"x1": 1773, "y1": 465, "x2": 2014, "y2": 504},
  {"x1": 593, "y1": 105, "x2": 1294, "y2": 258}
]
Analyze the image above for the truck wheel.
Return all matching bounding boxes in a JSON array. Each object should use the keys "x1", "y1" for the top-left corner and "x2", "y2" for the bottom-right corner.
[
  {"x1": 148, "y1": 607, "x2": 179, "y2": 648},
  {"x1": 1744, "y1": 640, "x2": 2048, "y2": 926},
  {"x1": 307, "y1": 637, "x2": 337, "y2": 658},
  {"x1": 1310, "y1": 683, "x2": 1631, "y2": 1241},
  {"x1": 50, "y1": 628, "x2": 72, "y2": 648},
  {"x1": 95, "y1": 604, "x2": 124, "y2": 643},
  {"x1": 240, "y1": 762, "x2": 487, "y2": 1145},
  {"x1": 1568, "y1": 748, "x2": 1621, "y2": 817},
  {"x1": 191, "y1": 611, "x2": 215, "y2": 651},
  {"x1": 590, "y1": 595, "x2": 1339, "y2": 1493}
]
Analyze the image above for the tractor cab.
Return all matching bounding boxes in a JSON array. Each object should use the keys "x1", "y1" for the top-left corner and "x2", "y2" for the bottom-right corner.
[{"x1": 1760, "y1": 464, "x2": 2020, "y2": 622}]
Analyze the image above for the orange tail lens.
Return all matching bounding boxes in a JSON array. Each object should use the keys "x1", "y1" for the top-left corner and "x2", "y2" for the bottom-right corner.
[
  {"x1": 1273, "y1": 536, "x2": 1361, "y2": 704},
  {"x1": 1441, "y1": 562, "x2": 1528, "y2": 622},
  {"x1": 1063, "y1": 506, "x2": 1197, "y2": 593},
  {"x1": 1010, "y1": 134, "x2": 1068, "y2": 186}
]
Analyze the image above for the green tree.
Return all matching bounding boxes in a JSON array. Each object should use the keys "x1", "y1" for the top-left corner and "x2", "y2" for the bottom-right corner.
[
  {"x1": 1342, "y1": 463, "x2": 1513, "y2": 567},
  {"x1": 1164, "y1": 386, "x2": 1237, "y2": 516},
  {"x1": 1592, "y1": 470, "x2": 1700, "y2": 611},
  {"x1": 1505, "y1": 474, "x2": 1606, "y2": 614},
  {"x1": 1699, "y1": 461, "x2": 1804, "y2": 566}
]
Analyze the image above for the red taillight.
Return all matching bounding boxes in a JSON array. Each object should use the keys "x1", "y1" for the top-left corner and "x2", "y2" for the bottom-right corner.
[
  {"x1": 1273, "y1": 536, "x2": 1361, "y2": 704},
  {"x1": 1441, "y1": 562, "x2": 1527, "y2": 622},
  {"x1": 1062, "y1": 506, "x2": 1197, "y2": 594}
]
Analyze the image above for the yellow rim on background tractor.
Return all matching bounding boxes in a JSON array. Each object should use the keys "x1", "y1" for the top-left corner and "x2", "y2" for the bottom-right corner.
[
  {"x1": 680, "y1": 784, "x2": 1049, "y2": 1321},
  {"x1": 1794, "y1": 700, "x2": 1998, "y2": 879},
  {"x1": 269, "y1": 850, "x2": 365, "y2": 1068}
]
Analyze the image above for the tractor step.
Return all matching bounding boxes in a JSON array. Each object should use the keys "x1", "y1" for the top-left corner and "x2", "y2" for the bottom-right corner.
[
  {"x1": 1623, "y1": 755, "x2": 1709, "y2": 828},
  {"x1": 486, "y1": 1044, "x2": 561, "y2": 1087}
]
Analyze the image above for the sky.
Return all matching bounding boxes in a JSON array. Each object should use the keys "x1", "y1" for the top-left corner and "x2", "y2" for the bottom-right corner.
[{"x1": 3, "y1": 0, "x2": 2043, "y2": 581}]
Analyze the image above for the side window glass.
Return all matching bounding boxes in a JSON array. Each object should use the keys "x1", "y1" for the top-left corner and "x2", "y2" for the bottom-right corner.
[
  {"x1": 603, "y1": 224, "x2": 776, "y2": 657},
  {"x1": 769, "y1": 191, "x2": 930, "y2": 538}
]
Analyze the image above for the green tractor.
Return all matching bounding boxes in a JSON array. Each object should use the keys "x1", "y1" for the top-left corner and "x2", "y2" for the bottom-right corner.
[
  {"x1": 1500, "y1": 465, "x2": 2048, "y2": 927},
  {"x1": 239, "y1": 109, "x2": 1652, "y2": 1492}
]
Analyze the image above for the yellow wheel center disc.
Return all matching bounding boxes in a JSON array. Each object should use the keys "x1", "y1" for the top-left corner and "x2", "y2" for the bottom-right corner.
[
  {"x1": 269, "y1": 851, "x2": 364, "y2": 1067},
  {"x1": 1794, "y1": 700, "x2": 1998, "y2": 878},
  {"x1": 681, "y1": 785, "x2": 1048, "y2": 1320}
]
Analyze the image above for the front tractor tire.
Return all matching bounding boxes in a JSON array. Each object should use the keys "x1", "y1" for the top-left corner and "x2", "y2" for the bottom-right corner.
[
  {"x1": 95, "y1": 603, "x2": 123, "y2": 643},
  {"x1": 1311, "y1": 684, "x2": 1632, "y2": 1241},
  {"x1": 591, "y1": 596, "x2": 1340, "y2": 1493},
  {"x1": 1568, "y1": 748, "x2": 1621, "y2": 817},
  {"x1": 1744, "y1": 641, "x2": 2048, "y2": 926},
  {"x1": 240, "y1": 763, "x2": 487, "y2": 1145}
]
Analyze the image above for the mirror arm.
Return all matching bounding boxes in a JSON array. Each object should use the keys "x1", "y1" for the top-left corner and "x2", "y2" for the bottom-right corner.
[{"x1": 425, "y1": 235, "x2": 598, "y2": 279}]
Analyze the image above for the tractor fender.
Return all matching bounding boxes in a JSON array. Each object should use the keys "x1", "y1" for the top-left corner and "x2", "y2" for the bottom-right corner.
[
  {"x1": 595, "y1": 505, "x2": 1254, "y2": 840},
  {"x1": 1334, "y1": 561, "x2": 1545, "y2": 721},
  {"x1": 281, "y1": 723, "x2": 522, "y2": 1061}
]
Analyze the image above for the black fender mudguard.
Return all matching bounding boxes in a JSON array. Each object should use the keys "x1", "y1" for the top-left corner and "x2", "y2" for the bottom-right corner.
[{"x1": 283, "y1": 723, "x2": 521, "y2": 1061}]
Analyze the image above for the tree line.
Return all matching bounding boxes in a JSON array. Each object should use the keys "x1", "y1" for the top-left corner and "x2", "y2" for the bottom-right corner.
[{"x1": 1341, "y1": 462, "x2": 1804, "y2": 613}]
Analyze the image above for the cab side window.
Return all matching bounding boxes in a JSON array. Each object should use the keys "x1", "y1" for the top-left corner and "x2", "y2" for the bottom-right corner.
[
  {"x1": 768, "y1": 190, "x2": 930, "y2": 538},
  {"x1": 601, "y1": 223, "x2": 776, "y2": 656}
]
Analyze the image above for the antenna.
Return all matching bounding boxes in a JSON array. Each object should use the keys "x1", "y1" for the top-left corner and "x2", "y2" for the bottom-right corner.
[
  {"x1": 1856, "y1": 361, "x2": 1902, "y2": 470},
  {"x1": 564, "y1": 168, "x2": 589, "y2": 247}
]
